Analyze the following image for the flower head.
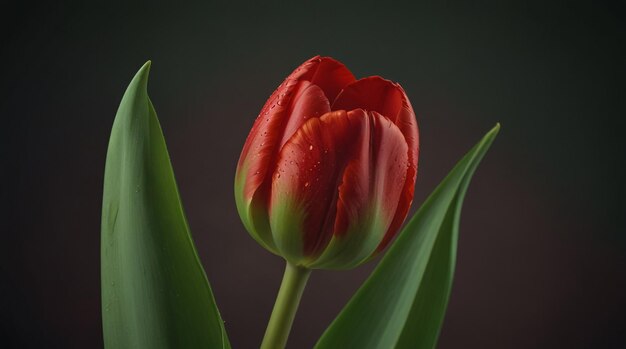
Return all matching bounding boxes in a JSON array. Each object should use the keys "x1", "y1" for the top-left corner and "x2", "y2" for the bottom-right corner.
[{"x1": 235, "y1": 56, "x2": 419, "y2": 269}]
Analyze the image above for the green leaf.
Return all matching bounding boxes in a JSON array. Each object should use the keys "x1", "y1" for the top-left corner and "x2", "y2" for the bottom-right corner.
[
  {"x1": 315, "y1": 124, "x2": 500, "y2": 349},
  {"x1": 101, "y1": 61, "x2": 230, "y2": 349}
]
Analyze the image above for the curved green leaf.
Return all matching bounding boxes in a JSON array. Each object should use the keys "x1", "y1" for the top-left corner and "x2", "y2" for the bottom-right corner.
[
  {"x1": 101, "y1": 62, "x2": 230, "y2": 349},
  {"x1": 315, "y1": 124, "x2": 500, "y2": 349}
]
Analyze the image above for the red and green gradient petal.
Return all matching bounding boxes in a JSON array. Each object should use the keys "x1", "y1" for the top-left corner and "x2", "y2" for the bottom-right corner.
[
  {"x1": 332, "y1": 77, "x2": 419, "y2": 252},
  {"x1": 235, "y1": 57, "x2": 356, "y2": 254},
  {"x1": 269, "y1": 110, "x2": 409, "y2": 268}
]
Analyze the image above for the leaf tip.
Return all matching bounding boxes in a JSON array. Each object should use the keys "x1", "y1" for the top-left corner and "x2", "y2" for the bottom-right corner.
[
  {"x1": 137, "y1": 60, "x2": 152, "y2": 86},
  {"x1": 126, "y1": 60, "x2": 153, "y2": 97},
  {"x1": 482, "y1": 123, "x2": 501, "y2": 145},
  {"x1": 141, "y1": 60, "x2": 152, "y2": 72},
  {"x1": 491, "y1": 122, "x2": 501, "y2": 134}
]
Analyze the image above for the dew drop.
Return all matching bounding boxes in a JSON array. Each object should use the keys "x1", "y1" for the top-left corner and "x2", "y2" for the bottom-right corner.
[
  {"x1": 309, "y1": 145, "x2": 313, "y2": 150},
  {"x1": 304, "y1": 182, "x2": 310, "y2": 187}
]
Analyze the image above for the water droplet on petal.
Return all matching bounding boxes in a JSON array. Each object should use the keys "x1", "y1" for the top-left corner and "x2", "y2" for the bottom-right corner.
[
  {"x1": 304, "y1": 182, "x2": 309, "y2": 187},
  {"x1": 309, "y1": 145, "x2": 313, "y2": 150}
]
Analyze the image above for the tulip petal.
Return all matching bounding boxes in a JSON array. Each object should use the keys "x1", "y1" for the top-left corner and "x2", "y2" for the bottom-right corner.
[
  {"x1": 332, "y1": 77, "x2": 419, "y2": 251},
  {"x1": 310, "y1": 111, "x2": 409, "y2": 269},
  {"x1": 235, "y1": 57, "x2": 355, "y2": 253},
  {"x1": 278, "y1": 82, "x2": 331, "y2": 149},
  {"x1": 270, "y1": 110, "x2": 409, "y2": 268},
  {"x1": 269, "y1": 110, "x2": 357, "y2": 260},
  {"x1": 299, "y1": 56, "x2": 356, "y2": 102},
  {"x1": 235, "y1": 79, "x2": 324, "y2": 249},
  {"x1": 237, "y1": 78, "x2": 330, "y2": 205}
]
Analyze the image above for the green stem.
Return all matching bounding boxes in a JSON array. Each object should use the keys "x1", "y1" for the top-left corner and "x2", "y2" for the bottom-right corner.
[{"x1": 260, "y1": 262, "x2": 311, "y2": 349}]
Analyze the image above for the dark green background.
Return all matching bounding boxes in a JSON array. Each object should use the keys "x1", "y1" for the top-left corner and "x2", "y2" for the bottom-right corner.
[{"x1": 2, "y1": 1, "x2": 624, "y2": 348}]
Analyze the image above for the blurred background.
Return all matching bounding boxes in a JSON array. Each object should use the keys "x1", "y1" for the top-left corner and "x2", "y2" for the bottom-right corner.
[{"x1": 2, "y1": 1, "x2": 625, "y2": 348}]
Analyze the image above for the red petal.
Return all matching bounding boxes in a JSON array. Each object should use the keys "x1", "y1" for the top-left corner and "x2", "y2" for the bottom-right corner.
[
  {"x1": 278, "y1": 82, "x2": 331, "y2": 149},
  {"x1": 332, "y1": 77, "x2": 420, "y2": 251},
  {"x1": 271, "y1": 111, "x2": 360, "y2": 256},
  {"x1": 237, "y1": 81, "x2": 328, "y2": 205},
  {"x1": 331, "y1": 109, "x2": 373, "y2": 238},
  {"x1": 299, "y1": 56, "x2": 356, "y2": 102},
  {"x1": 237, "y1": 56, "x2": 355, "y2": 204},
  {"x1": 332, "y1": 77, "x2": 418, "y2": 164},
  {"x1": 376, "y1": 161, "x2": 416, "y2": 251},
  {"x1": 271, "y1": 110, "x2": 409, "y2": 258},
  {"x1": 335, "y1": 111, "x2": 409, "y2": 242}
]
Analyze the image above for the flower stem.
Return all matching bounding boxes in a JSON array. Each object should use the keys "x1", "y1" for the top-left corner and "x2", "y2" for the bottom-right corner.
[{"x1": 260, "y1": 262, "x2": 311, "y2": 349}]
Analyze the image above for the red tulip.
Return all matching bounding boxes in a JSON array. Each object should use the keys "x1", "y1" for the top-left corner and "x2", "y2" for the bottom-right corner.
[{"x1": 235, "y1": 56, "x2": 419, "y2": 269}]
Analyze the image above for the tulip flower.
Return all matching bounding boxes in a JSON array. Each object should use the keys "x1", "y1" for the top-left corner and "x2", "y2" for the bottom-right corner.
[
  {"x1": 235, "y1": 56, "x2": 419, "y2": 270},
  {"x1": 235, "y1": 56, "x2": 418, "y2": 348}
]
